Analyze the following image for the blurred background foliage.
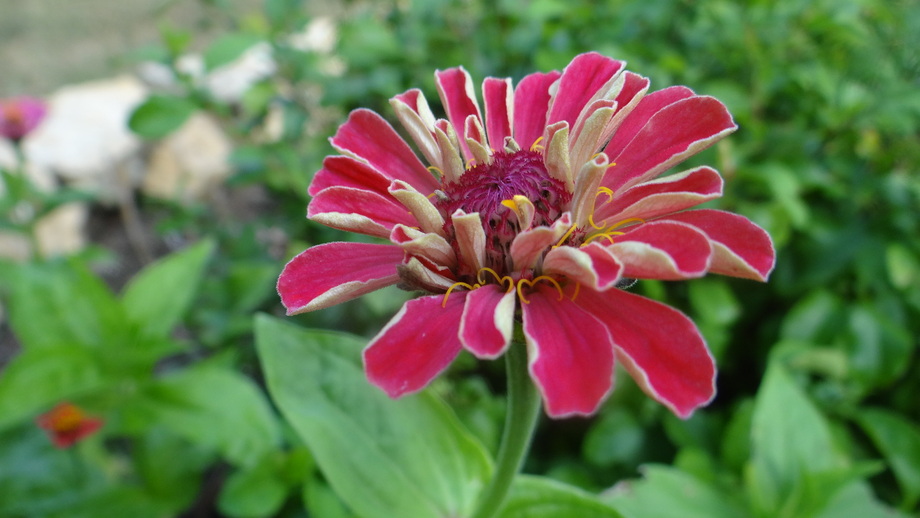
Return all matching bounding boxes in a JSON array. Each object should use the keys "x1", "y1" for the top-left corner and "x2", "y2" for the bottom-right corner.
[{"x1": 1, "y1": 0, "x2": 918, "y2": 516}]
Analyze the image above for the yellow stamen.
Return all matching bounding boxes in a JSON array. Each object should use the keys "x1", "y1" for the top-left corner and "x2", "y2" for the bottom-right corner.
[
  {"x1": 530, "y1": 136, "x2": 545, "y2": 152},
  {"x1": 607, "y1": 162, "x2": 617, "y2": 169},
  {"x1": 552, "y1": 225, "x2": 577, "y2": 249},
  {"x1": 477, "y1": 268, "x2": 515, "y2": 292},
  {"x1": 441, "y1": 281, "x2": 477, "y2": 307},
  {"x1": 516, "y1": 276, "x2": 564, "y2": 304},
  {"x1": 588, "y1": 213, "x2": 606, "y2": 230},
  {"x1": 465, "y1": 159, "x2": 477, "y2": 169},
  {"x1": 610, "y1": 217, "x2": 645, "y2": 228},
  {"x1": 427, "y1": 165, "x2": 444, "y2": 177},
  {"x1": 570, "y1": 282, "x2": 581, "y2": 302},
  {"x1": 583, "y1": 231, "x2": 624, "y2": 246},
  {"x1": 596, "y1": 186, "x2": 615, "y2": 204}
]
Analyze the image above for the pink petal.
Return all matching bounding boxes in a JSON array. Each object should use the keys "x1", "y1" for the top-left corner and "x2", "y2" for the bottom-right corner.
[
  {"x1": 547, "y1": 52, "x2": 625, "y2": 130},
  {"x1": 483, "y1": 77, "x2": 513, "y2": 149},
  {"x1": 594, "y1": 166, "x2": 724, "y2": 223},
  {"x1": 390, "y1": 89, "x2": 441, "y2": 167},
  {"x1": 364, "y1": 294, "x2": 465, "y2": 397},
  {"x1": 308, "y1": 186, "x2": 416, "y2": 238},
  {"x1": 542, "y1": 243, "x2": 624, "y2": 291},
  {"x1": 436, "y1": 67, "x2": 483, "y2": 161},
  {"x1": 390, "y1": 225, "x2": 457, "y2": 268},
  {"x1": 460, "y1": 284, "x2": 516, "y2": 359},
  {"x1": 509, "y1": 213, "x2": 573, "y2": 272},
  {"x1": 452, "y1": 210, "x2": 487, "y2": 274},
  {"x1": 309, "y1": 155, "x2": 392, "y2": 197},
  {"x1": 330, "y1": 109, "x2": 438, "y2": 193},
  {"x1": 661, "y1": 209, "x2": 776, "y2": 281},
  {"x1": 603, "y1": 96, "x2": 737, "y2": 193},
  {"x1": 612, "y1": 72, "x2": 651, "y2": 119},
  {"x1": 399, "y1": 256, "x2": 457, "y2": 293},
  {"x1": 574, "y1": 288, "x2": 716, "y2": 418},
  {"x1": 278, "y1": 242, "x2": 404, "y2": 314},
  {"x1": 512, "y1": 70, "x2": 561, "y2": 149},
  {"x1": 522, "y1": 284, "x2": 615, "y2": 417},
  {"x1": 608, "y1": 220, "x2": 712, "y2": 279},
  {"x1": 603, "y1": 86, "x2": 695, "y2": 160}
]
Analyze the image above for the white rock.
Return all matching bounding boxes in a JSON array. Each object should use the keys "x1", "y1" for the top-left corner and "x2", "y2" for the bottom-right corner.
[
  {"x1": 288, "y1": 17, "x2": 338, "y2": 53},
  {"x1": 205, "y1": 42, "x2": 276, "y2": 103},
  {"x1": 142, "y1": 112, "x2": 232, "y2": 204},
  {"x1": 20, "y1": 76, "x2": 148, "y2": 202}
]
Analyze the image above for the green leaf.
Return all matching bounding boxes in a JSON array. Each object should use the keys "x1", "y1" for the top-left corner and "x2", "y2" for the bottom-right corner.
[
  {"x1": 857, "y1": 408, "x2": 920, "y2": 509},
  {"x1": 218, "y1": 453, "x2": 289, "y2": 518},
  {"x1": 0, "y1": 346, "x2": 105, "y2": 431},
  {"x1": 605, "y1": 465, "x2": 746, "y2": 518},
  {"x1": 128, "y1": 94, "x2": 197, "y2": 139},
  {"x1": 814, "y1": 481, "x2": 910, "y2": 518},
  {"x1": 255, "y1": 315, "x2": 492, "y2": 518},
  {"x1": 747, "y1": 361, "x2": 850, "y2": 517},
  {"x1": 5, "y1": 261, "x2": 127, "y2": 351},
  {"x1": 124, "y1": 365, "x2": 281, "y2": 467},
  {"x1": 203, "y1": 33, "x2": 265, "y2": 71},
  {"x1": 121, "y1": 239, "x2": 215, "y2": 339},
  {"x1": 846, "y1": 304, "x2": 912, "y2": 390},
  {"x1": 886, "y1": 243, "x2": 919, "y2": 290},
  {"x1": 303, "y1": 478, "x2": 357, "y2": 518},
  {"x1": 499, "y1": 475, "x2": 623, "y2": 518},
  {"x1": 582, "y1": 408, "x2": 644, "y2": 468},
  {"x1": 133, "y1": 427, "x2": 211, "y2": 508}
]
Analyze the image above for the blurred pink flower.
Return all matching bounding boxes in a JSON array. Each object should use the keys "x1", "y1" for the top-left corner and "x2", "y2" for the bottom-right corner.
[
  {"x1": 278, "y1": 52, "x2": 775, "y2": 418},
  {"x1": 0, "y1": 96, "x2": 47, "y2": 141},
  {"x1": 36, "y1": 402, "x2": 104, "y2": 448}
]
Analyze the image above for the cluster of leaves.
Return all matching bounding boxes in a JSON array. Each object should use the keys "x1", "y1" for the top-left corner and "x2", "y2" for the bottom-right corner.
[{"x1": 1, "y1": 0, "x2": 918, "y2": 516}]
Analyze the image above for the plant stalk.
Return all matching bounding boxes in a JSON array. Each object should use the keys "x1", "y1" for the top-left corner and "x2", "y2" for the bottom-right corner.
[{"x1": 471, "y1": 338, "x2": 542, "y2": 518}]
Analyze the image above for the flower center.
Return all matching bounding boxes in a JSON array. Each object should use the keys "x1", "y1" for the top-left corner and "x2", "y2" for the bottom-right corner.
[{"x1": 435, "y1": 150, "x2": 571, "y2": 275}]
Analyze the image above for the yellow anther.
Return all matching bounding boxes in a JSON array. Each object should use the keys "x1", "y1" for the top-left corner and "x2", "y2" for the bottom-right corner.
[
  {"x1": 609, "y1": 217, "x2": 645, "y2": 229},
  {"x1": 500, "y1": 199, "x2": 517, "y2": 211},
  {"x1": 441, "y1": 282, "x2": 476, "y2": 307},
  {"x1": 477, "y1": 268, "x2": 515, "y2": 292},
  {"x1": 427, "y1": 165, "x2": 444, "y2": 177},
  {"x1": 530, "y1": 136, "x2": 545, "y2": 152},
  {"x1": 596, "y1": 187, "x2": 615, "y2": 204},
  {"x1": 588, "y1": 213, "x2": 606, "y2": 230},
  {"x1": 552, "y1": 225, "x2": 577, "y2": 249},
  {"x1": 607, "y1": 162, "x2": 617, "y2": 169},
  {"x1": 516, "y1": 276, "x2": 564, "y2": 304},
  {"x1": 570, "y1": 282, "x2": 581, "y2": 302},
  {"x1": 465, "y1": 159, "x2": 477, "y2": 170},
  {"x1": 583, "y1": 231, "x2": 625, "y2": 246}
]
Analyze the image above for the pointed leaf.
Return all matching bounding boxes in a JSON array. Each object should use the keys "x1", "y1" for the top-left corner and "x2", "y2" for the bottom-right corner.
[
  {"x1": 499, "y1": 475, "x2": 624, "y2": 518},
  {"x1": 121, "y1": 239, "x2": 215, "y2": 339},
  {"x1": 123, "y1": 364, "x2": 280, "y2": 467},
  {"x1": 255, "y1": 315, "x2": 491, "y2": 518},
  {"x1": 605, "y1": 465, "x2": 746, "y2": 518}
]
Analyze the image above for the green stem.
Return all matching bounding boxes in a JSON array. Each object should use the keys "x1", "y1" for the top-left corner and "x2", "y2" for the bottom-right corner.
[{"x1": 471, "y1": 338, "x2": 542, "y2": 518}]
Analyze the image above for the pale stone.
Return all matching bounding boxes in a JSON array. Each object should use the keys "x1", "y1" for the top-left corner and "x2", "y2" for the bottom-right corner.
[
  {"x1": 142, "y1": 112, "x2": 232, "y2": 203},
  {"x1": 20, "y1": 75, "x2": 148, "y2": 202}
]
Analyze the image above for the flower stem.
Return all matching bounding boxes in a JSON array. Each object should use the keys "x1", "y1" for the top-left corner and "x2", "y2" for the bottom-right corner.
[{"x1": 471, "y1": 338, "x2": 542, "y2": 518}]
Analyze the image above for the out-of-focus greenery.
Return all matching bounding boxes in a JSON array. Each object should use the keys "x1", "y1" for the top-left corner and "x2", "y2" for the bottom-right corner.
[{"x1": 1, "y1": 0, "x2": 918, "y2": 516}]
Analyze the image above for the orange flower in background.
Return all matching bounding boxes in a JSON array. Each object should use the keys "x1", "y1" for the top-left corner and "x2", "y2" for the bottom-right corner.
[{"x1": 36, "y1": 402, "x2": 104, "y2": 448}]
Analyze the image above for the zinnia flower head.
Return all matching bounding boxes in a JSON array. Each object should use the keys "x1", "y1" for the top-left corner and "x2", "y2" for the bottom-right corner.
[
  {"x1": 36, "y1": 402, "x2": 104, "y2": 448},
  {"x1": 278, "y1": 52, "x2": 775, "y2": 418},
  {"x1": 0, "y1": 96, "x2": 47, "y2": 141}
]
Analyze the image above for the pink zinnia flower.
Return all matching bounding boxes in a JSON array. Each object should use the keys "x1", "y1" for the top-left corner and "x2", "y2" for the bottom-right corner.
[
  {"x1": 36, "y1": 402, "x2": 104, "y2": 448},
  {"x1": 278, "y1": 52, "x2": 775, "y2": 418},
  {"x1": 0, "y1": 96, "x2": 47, "y2": 141}
]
